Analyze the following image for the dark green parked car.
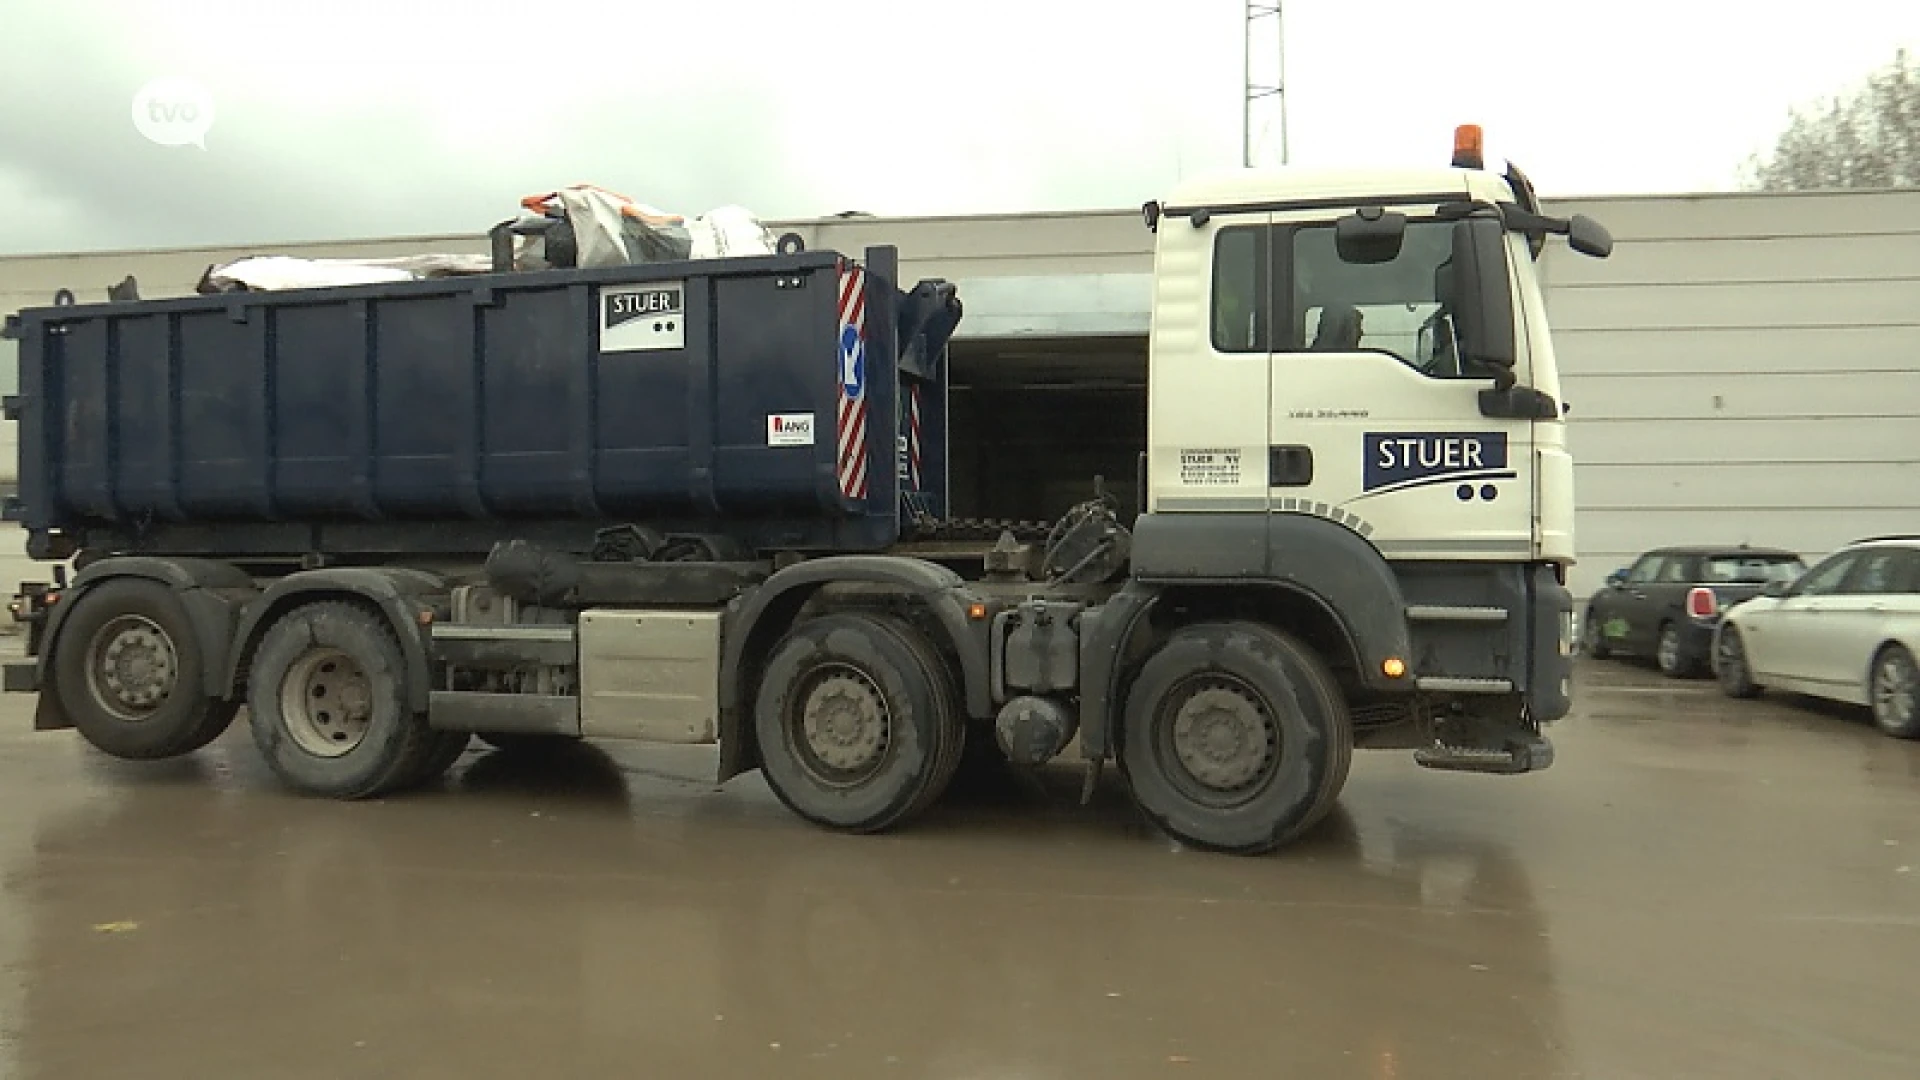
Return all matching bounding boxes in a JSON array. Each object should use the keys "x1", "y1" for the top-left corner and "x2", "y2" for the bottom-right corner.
[{"x1": 1582, "y1": 545, "x2": 1806, "y2": 678}]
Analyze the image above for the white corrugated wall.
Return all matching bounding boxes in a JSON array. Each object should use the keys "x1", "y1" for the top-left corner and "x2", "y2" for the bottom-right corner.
[{"x1": 2, "y1": 190, "x2": 1916, "y2": 601}]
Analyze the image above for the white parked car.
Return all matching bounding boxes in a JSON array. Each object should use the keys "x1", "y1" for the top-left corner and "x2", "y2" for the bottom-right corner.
[{"x1": 1713, "y1": 536, "x2": 1920, "y2": 738}]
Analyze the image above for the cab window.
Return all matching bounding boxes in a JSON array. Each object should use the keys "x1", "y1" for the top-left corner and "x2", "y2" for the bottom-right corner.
[{"x1": 1210, "y1": 226, "x2": 1270, "y2": 354}]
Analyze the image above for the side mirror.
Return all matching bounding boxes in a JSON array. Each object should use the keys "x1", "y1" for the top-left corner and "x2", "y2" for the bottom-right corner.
[
  {"x1": 1335, "y1": 207, "x2": 1406, "y2": 264},
  {"x1": 1568, "y1": 214, "x2": 1613, "y2": 258},
  {"x1": 1606, "y1": 569, "x2": 1629, "y2": 587},
  {"x1": 1449, "y1": 216, "x2": 1517, "y2": 377},
  {"x1": 1762, "y1": 580, "x2": 1791, "y2": 598}
]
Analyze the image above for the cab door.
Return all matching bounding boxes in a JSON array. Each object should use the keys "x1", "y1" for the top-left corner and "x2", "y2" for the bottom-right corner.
[
  {"x1": 1263, "y1": 211, "x2": 1534, "y2": 559},
  {"x1": 1146, "y1": 211, "x2": 1274, "y2": 516}
]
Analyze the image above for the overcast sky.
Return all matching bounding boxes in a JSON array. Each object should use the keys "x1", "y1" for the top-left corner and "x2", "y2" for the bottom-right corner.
[{"x1": 5, "y1": 0, "x2": 1919, "y2": 256}]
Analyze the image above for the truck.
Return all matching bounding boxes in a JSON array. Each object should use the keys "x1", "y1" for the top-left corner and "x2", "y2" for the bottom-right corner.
[{"x1": 1, "y1": 126, "x2": 1612, "y2": 855}]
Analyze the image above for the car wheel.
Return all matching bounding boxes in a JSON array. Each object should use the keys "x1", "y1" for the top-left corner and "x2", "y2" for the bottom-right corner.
[
  {"x1": 1868, "y1": 644, "x2": 1919, "y2": 739},
  {"x1": 1714, "y1": 623, "x2": 1761, "y2": 699},
  {"x1": 1581, "y1": 610, "x2": 1609, "y2": 659},
  {"x1": 1656, "y1": 623, "x2": 1694, "y2": 678}
]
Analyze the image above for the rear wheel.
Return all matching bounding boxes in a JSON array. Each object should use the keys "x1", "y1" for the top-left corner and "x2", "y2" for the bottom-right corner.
[
  {"x1": 1869, "y1": 644, "x2": 1919, "y2": 739},
  {"x1": 1118, "y1": 621, "x2": 1351, "y2": 855},
  {"x1": 1714, "y1": 623, "x2": 1761, "y2": 699},
  {"x1": 1656, "y1": 623, "x2": 1695, "y2": 678},
  {"x1": 752, "y1": 612, "x2": 964, "y2": 834},
  {"x1": 246, "y1": 602, "x2": 437, "y2": 799},
  {"x1": 53, "y1": 578, "x2": 238, "y2": 760}
]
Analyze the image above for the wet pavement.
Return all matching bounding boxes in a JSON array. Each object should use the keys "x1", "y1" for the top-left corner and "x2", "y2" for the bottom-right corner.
[{"x1": 0, "y1": 656, "x2": 1915, "y2": 1079}]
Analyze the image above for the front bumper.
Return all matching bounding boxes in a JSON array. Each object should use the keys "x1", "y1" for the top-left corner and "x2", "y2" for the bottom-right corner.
[{"x1": 1529, "y1": 569, "x2": 1575, "y2": 723}]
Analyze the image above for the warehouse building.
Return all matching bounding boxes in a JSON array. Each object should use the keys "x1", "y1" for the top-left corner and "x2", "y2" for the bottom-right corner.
[{"x1": 2, "y1": 188, "x2": 1915, "y2": 599}]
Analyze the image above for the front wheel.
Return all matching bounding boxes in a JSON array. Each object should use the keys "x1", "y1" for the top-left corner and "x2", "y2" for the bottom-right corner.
[
  {"x1": 752, "y1": 612, "x2": 965, "y2": 834},
  {"x1": 1581, "y1": 610, "x2": 1610, "y2": 659},
  {"x1": 1869, "y1": 644, "x2": 1919, "y2": 739},
  {"x1": 1118, "y1": 622, "x2": 1351, "y2": 855},
  {"x1": 1714, "y1": 623, "x2": 1761, "y2": 699},
  {"x1": 246, "y1": 602, "x2": 438, "y2": 799}
]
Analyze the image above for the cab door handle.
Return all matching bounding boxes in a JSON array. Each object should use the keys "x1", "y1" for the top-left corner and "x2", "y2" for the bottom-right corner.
[{"x1": 1269, "y1": 445, "x2": 1314, "y2": 487}]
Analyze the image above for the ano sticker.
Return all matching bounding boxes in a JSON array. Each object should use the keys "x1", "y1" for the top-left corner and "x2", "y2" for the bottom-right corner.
[{"x1": 767, "y1": 413, "x2": 816, "y2": 447}]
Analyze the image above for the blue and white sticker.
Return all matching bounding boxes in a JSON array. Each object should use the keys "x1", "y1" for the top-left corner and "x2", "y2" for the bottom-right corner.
[
  {"x1": 1361, "y1": 432, "x2": 1514, "y2": 495},
  {"x1": 840, "y1": 324, "x2": 866, "y2": 399}
]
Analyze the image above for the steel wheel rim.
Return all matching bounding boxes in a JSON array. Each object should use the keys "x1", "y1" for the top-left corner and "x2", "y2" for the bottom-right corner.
[
  {"x1": 1874, "y1": 651, "x2": 1917, "y2": 728},
  {"x1": 1157, "y1": 673, "x2": 1281, "y2": 809},
  {"x1": 279, "y1": 647, "x2": 374, "y2": 758},
  {"x1": 84, "y1": 614, "x2": 179, "y2": 723},
  {"x1": 789, "y1": 662, "x2": 893, "y2": 787}
]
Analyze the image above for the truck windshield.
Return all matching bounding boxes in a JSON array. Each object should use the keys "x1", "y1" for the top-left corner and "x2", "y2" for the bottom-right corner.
[
  {"x1": 1290, "y1": 220, "x2": 1477, "y2": 378},
  {"x1": 1210, "y1": 218, "x2": 1496, "y2": 381}
]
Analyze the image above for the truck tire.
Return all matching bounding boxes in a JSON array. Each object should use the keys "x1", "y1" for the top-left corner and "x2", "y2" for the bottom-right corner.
[
  {"x1": 52, "y1": 578, "x2": 238, "y2": 760},
  {"x1": 1118, "y1": 621, "x2": 1351, "y2": 855},
  {"x1": 245, "y1": 602, "x2": 438, "y2": 799},
  {"x1": 752, "y1": 612, "x2": 964, "y2": 834}
]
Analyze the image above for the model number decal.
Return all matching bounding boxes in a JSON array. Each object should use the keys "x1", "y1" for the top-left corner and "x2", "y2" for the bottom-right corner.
[{"x1": 1362, "y1": 432, "x2": 1513, "y2": 494}]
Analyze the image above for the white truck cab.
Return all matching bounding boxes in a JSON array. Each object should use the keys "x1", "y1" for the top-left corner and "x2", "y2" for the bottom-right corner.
[
  {"x1": 1129, "y1": 126, "x2": 1612, "y2": 780},
  {"x1": 1142, "y1": 128, "x2": 1604, "y2": 566}
]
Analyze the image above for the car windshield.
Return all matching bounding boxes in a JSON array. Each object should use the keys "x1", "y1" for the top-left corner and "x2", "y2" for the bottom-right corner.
[{"x1": 1702, "y1": 555, "x2": 1804, "y2": 583}]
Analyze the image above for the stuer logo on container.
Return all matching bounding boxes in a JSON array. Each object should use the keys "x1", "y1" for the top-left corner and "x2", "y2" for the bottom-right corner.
[
  {"x1": 597, "y1": 282, "x2": 686, "y2": 353},
  {"x1": 1360, "y1": 432, "x2": 1514, "y2": 495},
  {"x1": 767, "y1": 413, "x2": 815, "y2": 447}
]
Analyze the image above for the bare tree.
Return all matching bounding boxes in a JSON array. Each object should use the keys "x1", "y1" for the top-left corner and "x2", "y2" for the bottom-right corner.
[{"x1": 1742, "y1": 49, "x2": 1920, "y2": 191}]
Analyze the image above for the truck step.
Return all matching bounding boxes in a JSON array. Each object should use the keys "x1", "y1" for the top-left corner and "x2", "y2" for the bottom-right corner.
[
  {"x1": 1406, "y1": 604, "x2": 1508, "y2": 624},
  {"x1": 1414, "y1": 676, "x2": 1514, "y2": 693},
  {"x1": 3, "y1": 661, "x2": 38, "y2": 693},
  {"x1": 1414, "y1": 735, "x2": 1554, "y2": 775}
]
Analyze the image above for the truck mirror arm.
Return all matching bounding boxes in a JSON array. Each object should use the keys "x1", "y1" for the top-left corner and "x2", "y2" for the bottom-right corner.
[
  {"x1": 1477, "y1": 385, "x2": 1561, "y2": 421},
  {"x1": 1434, "y1": 200, "x2": 1613, "y2": 260}
]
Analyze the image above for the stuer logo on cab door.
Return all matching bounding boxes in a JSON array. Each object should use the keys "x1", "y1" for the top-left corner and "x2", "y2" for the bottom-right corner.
[{"x1": 1361, "y1": 432, "x2": 1515, "y2": 495}]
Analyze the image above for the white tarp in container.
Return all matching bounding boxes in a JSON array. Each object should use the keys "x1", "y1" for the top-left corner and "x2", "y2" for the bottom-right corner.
[
  {"x1": 199, "y1": 185, "x2": 780, "y2": 292},
  {"x1": 199, "y1": 253, "x2": 495, "y2": 292}
]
